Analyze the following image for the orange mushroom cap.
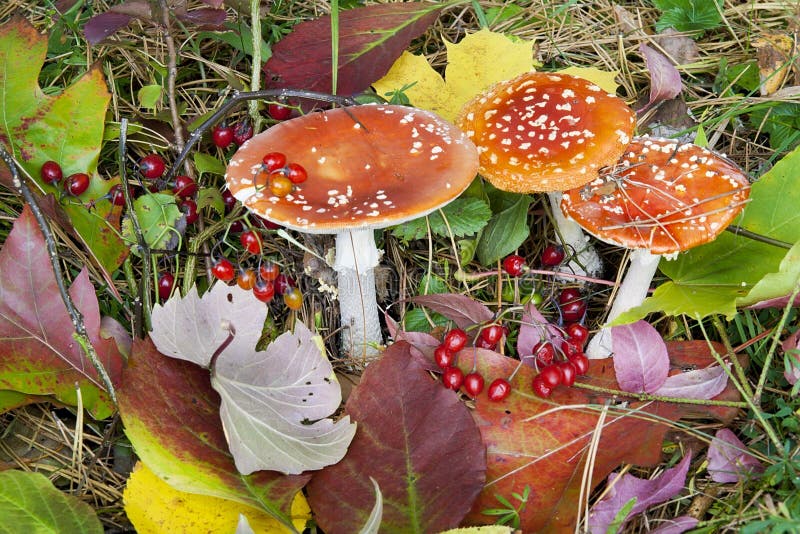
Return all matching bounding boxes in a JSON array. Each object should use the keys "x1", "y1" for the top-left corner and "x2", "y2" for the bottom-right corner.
[
  {"x1": 456, "y1": 71, "x2": 636, "y2": 193},
  {"x1": 560, "y1": 137, "x2": 751, "y2": 254},
  {"x1": 224, "y1": 105, "x2": 479, "y2": 234}
]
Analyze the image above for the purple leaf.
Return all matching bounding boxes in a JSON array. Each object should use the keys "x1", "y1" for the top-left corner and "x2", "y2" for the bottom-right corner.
[
  {"x1": 176, "y1": 8, "x2": 227, "y2": 28},
  {"x1": 653, "y1": 365, "x2": 729, "y2": 399},
  {"x1": 200, "y1": 0, "x2": 224, "y2": 7},
  {"x1": 611, "y1": 321, "x2": 670, "y2": 393},
  {"x1": 707, "y1": 429, "x2": 764, "y2": 483},
  {"x1": 517, "y1": 302, "x2": 561, "y2": 363},
  {"x1": 588, "y1": 451, "x2": 692, "y2": 534},
  {"x1": 83, "y1": 12, "x2": 133, "y2": 44},
  {"x1": 650, "y1": 516, "x2": 699, "y2": 534},
  {"x1": 640, "y1": 43, "x2": 682, "y2": 111},
  {"x1": 409, "y1": 294, "x2": 493, "y2": 329},
  {"x1": 782, "y1": 330, "x2": 800, "y2": 385}
]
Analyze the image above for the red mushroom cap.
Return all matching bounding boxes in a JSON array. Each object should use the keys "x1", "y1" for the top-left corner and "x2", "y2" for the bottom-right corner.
[
  {"x1": 456, "y1": 71, "x2": 636, "y2": 193},
  {"x1": 225, "y1": 105, "x2": 479, "y2": 233},
  {"x1": 560, "y1": 137, "x2": 751, "y2": 254}
]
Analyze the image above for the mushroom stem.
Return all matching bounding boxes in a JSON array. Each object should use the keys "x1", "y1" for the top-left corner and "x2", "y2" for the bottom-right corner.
[
  {"x1": 548, "y1": 192, "x2": 603, "y2": 279},
  {"x1": 585, "y1": 249, "x2": 661, "y2": 359},
  {"x1": 334, "y1": 229, "x2": 383, "y2": 361}
]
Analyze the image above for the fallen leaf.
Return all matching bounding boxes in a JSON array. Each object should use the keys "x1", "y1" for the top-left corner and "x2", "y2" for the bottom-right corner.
[
  {"x1": 373, "y1": 28, "x2": 536, "y2": 121},
  {"x1": 612, "y1": 321, "x2": 670, "y2": 394},
  {"x1": 650, "y1": 516, "x2": 699, "y2": 534},
  {"x1": 306, "y1": 342, "x2": 486, "y2": 534},
  {"x1": 707, "y1": 429, "x2": 764, "y2": 483},
  {"x1": 588, "y1": 452, "x2": 692, "y2": 534},
  {"x1": 781, "y1": 330, "x2": 800, "y2": 385},
  {"x1": 409, "y1": 293, "x2": 494, "y2": 330},
  {"x1": 640, "y1": 43, "x2": 683, "y2": 110},
  {"x1": 118, "y1": 337, "x2": 310, "y2": 529},
  {"x1": 557, "y1": 66, "x2": 620, "y2": 93},
  {"x1": 517, "y1": 302, "x2": 562, "y2": 360},
  {"x1": 0, "y1": 206, "x2": 123, "y2": 419},
  {"x1": 754, "y1": 33, "x2": 795, "y2": 96},
  {"x1": 123, "y1": 462, "x2": 310, "y2": 533},
  {"x1": 653, "y1": 365, "x2": 728, "y2": 399},
  {"x1": 264, "y1": 3, "x2": 444, "y2": 97},
  {"x1": 653, "y1": 28, "x2": 700, "y2": 64}
]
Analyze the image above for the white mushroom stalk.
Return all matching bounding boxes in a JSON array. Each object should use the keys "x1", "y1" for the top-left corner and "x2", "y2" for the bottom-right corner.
[
  {"x1": 547, "y1": 192, "x2": 603, "y2": 279},
  {"x1": 560, "y1": 138, "x2": 752, "y2": 359}
]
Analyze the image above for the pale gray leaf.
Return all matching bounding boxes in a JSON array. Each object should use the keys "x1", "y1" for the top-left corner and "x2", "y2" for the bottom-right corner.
[
  {"x1": 653, "y1": 365, "x2": 728, "y2": 399},
  {"x1": 358, "y1": 478, "x2": 383, "y2": 534}
]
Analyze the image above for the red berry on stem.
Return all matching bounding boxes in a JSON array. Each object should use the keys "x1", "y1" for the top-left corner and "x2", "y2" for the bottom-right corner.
[
  {"x1": 222, "y1": 189, "x2": 237, "y2": 212},
  {"x1": 65, "y1": 173, "x2": 90, "y2": 196},
  {"x1": 539, "y1": 365, "x2": 563, "y2": 389},
  {"x1": 561, "y1": 337, "x2": 583, "y2": 359},
  {"x1": 541, "y1": 245, "x2": 565, "y2": 267},
  {"x1": 434, "y1": 345, "x2": 455, "y2": 369},
  {"x1": 502, "y1": 254, "x2": 526, "y2": 276},
  {"x1": 268, "y1": 103, "x2": 292, "y2": 121},
  {"x1": 262, "y1": 152, "x2": 287, "y2": 172},
  {"x1": 533, "y1": 340, "x2": 556, "y2": 365},
  {"x1": 253, "y1": 278, "x2": 275, "y2": 303},
  {"x1": 158, "y1": 272, "x2": 174, "y2": 300},
  {"x1": 139, "y1": 154, "x2": 166, "y2": 179},
  {"x1": 232, "y1": 120, "x2": 253, "y2": 146},
  {"x1": 237, "y1": 268, "x2": 257, "y2": 290},
  {"x1": 41, "y1": 161, "x2": 63, "y2": 184},
  {"x1": 173, "y1": 175, "x2": 198, "y2": 198},
  {"x1": 283, "y1": 287, "x2": 303, "y2": 310},
  {"x1": 275, "y1": 274, "x2": 295, "y2": 295},
  {"x1": 559, "y1": 287, "x2": 583, "y2": 305},
  {"x1": 560, "y1": 300, "x2": 587, "y2": 323},
  {"x1": 212, "y1": 124, "x2": 234, "y2": 148},
  {"x1": 286, "y1": 163, "x2": 308, "y2": 184},
  {"x1": 180, "y1": 198, "x2": 199, "y2": 224},
  {"x1": 463, "y1": 372, "x2": 485, "y2": 398},
  {"x1": 532, "y1": 374, "x2": 553, "y2": 398},
  {"x1": 108, "y1": 184, "x2": 128, "y2": 206},
  {"x1": 442, "y1": 366, "x2": 464, "y2": 390},
  {"x1": 565, "y1": 323, "x2": 590, "y2": 346},
  {"x1": 557, "y1": 361, "x2": 577, "y2": 387},
  {"x1": 476, "y1": 336, "x2": 497, "y2": 350},
  {"x1": 569, "y1": 352, "x2": 590, "y2": 375},
  {"x1": 259, "y1": 262, "x2": 280, "y2": 282},
  {"x1": 442, "y1": 329, "x2": 468, "y2": 353},
  {"x1": 212, "y1": 258, "x2": 235, "y2": 282},
  {"x1": 240, "y1": 230, "x2": 262, "y2": 255},
  {"x1": 480, "y1": 324, "x2": 504, "y2": 345},
  {"x1": 487, "y1": 378, "x2": 512, "y2": 402}
]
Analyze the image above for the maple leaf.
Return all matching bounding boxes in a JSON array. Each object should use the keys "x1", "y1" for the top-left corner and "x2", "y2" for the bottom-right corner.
[{"x1": 0, "y1": 206, "x2": 124, "y2": 418}]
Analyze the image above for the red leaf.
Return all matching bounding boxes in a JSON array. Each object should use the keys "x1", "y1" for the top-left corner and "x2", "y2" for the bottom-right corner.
[
  {"x1": 175, "y1": 8, "x2": 226, "y2": 28},
  {"x1": 83, "y1": 11, "x2": 134, "y2": 44},
  {"x1": 306, "y1": 342, "x2": 486, "y2": 533},
  {"x1": 409, "y1": 293, "x2": 494, "y2": 329},
  {"x1": 640, "y1": 43, "x2": 682, "y2": 110},
  {"x1": 0, "y1": 206, "x2": 123, "y2": 418},
  {"x1": 264, "y1": 3, "x2": 444, "y2": 95},
  {"x1": 118, "y1": 337, "x2": 309, "y2": 523},
  {"x1": 460, "y1": 341, "x2": 741, "y2": 532}
]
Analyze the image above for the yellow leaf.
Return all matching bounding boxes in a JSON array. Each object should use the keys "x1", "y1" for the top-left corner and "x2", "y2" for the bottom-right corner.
[
  {"x1": 557, "y1": 66, "x2": 620, "y2": 94},
  {"x1": 373, "y1": 28, "x2": 536, "y2": 121},
  {"x1": 123, "y1": 462, "x2": 310, "y2": 533}
]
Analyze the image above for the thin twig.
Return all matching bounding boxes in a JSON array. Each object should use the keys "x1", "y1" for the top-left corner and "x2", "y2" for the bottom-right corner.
[
  {"x1": 0, "y1": 144, "x2": 117, "y2": 404},
  {"x1": 725, "y1": 224, "x2": 793, "y2": 250}
]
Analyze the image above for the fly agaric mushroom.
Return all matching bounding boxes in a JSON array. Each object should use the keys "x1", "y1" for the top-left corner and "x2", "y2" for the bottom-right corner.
[
  {"x1": 561, "y1": 137, "x2": 751, "y2": 358},
  {"x1": 457, "y1": 71, "x2": 636, "y2": 278},
  {"x1": 225, "y1": 104, "x2": 479, "y2": 361}
]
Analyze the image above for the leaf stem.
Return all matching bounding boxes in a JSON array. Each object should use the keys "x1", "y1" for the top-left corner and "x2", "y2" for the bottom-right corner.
[
  {"x1": 725, "y1": 225, "x2": 793, "y2": 249},
  {"x1": 572, "y1": 381, "x2": 747, "y2": 409}
]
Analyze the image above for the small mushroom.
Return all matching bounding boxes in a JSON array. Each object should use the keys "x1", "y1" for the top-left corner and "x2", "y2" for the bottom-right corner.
[
  {"x1": 561, "y1": 137, "x2": 751, "y2": 358},
  {"x1": 457, "y1": 71, "x2": 636, "y2": 278},
  {"x1": 225, "y1": 104, "x2": 479, "y2": 362}
]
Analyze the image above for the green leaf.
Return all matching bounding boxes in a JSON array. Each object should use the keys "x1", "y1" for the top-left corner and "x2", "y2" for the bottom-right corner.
[
  {"x1": 653, "y1": 0, "x2": 723, "y2": 36},
  {"x1": 617, "y1": 145, "x2": 800, "y2": 322},
  {"x1": 726, "y1": 61, "x2": 761, "y2": 93},
  {"x1": 0, "y1": 470, "x2": 103, "y2": 534},
  {"x1": 196, "y1": 187, "x2": 225, "y2": 215},
  {"x1": 476, "y1": 195, "x2": 532, "y2": 265},
  {"x1": 197, "y1": 21, "x2": 271, "y2": 60},
  {"x1": 748, "y1": 103, "x2": 800, "y2": 153},
  {"x1": 194, "y1": 152, "x2": 227, "y2": 175},
  {"x1": 138, "y1": 84, "x2": 162, "y2": 109},
  {"x1": 402, "y1": 308, "x2": 448, "y2": 333},
  {"x1": 391, "y1": 198, "x2": 491, "y2": 242},
  {"x1": 122, "y1": 193, "x2": 183, "y2": 251},
  {"x1": 418, "y1": 273, "x2": 448, "y2": 295}
]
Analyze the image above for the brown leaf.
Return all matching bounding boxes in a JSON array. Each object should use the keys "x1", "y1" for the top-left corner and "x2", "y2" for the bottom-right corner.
[
  {"x1": 263, "y1": 3, "x2": 444, "y2": 96},
  {"x1": 654, "y1": 29, "x2": 700, "y2": 65}
]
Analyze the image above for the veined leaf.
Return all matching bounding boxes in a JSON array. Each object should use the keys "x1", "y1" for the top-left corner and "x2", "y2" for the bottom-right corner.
[
  {"x1": 476, "y1": 195, "x2": 532, "y2": 265},
  {"x1": 391, "y1": 198, "x2": 491, "y2": 242},
  {"x1": 653, "y1": 0, "x2": 723, "y2": 36}
]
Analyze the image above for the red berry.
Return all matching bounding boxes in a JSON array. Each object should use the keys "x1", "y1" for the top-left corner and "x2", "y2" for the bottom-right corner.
[
  {"x1": 565, "y1": 323, "x2": 590, "y2": 346},
  {"x1": 560, "y1": 299, "x2": 587, "y2": 323},
  {"x1": 64, "y1": 172, "x2": 90, "y2": 196},
  {"x1": 561, "y1": 337, "x2": 583, "y2": 359},
  {"x1": 229, "y1": 220, "x2": 244, "y2": 233},
  {"x1": 463, "y1": 372, "x2": 485, "y2": 398},
  {"x1": 533, "y1": 340, "x2": 556, "y2": 365},
  {"x1": 232, "y1": 120, "x2": 254, "y2": 146},
  {"x1": 487, "y1": 378, "x2": 512, "y2": 402},
  {"x1": 158, "y1": 272, "x2": 174, "y2": 300},
  {"x1": 559, "y1": 287, "x2": 583, "y2": 305},
  {"x1": 442, "y1": 329, "x2": 468, "y2": 353},
  {"x1": 541, "y1": 245, "x2": 565, "y2": 267},
  {"x1": 268, "y1": 103, "x2": 292, "y2": 121},
  {"x1": 240, "y1": 230, "x2": 262, "y2": 254},
  {"x1": 212, "y1": 125, "x2": 234, "y2": 148},
  {"x1": 502, "y1": 254, "x2": 526, "y2": 277},
  {"x1": 212, "y1": 257, "x2": 235, "y2": 282},
  {"x1": 569, "y1": 352, "x2": 590, "y2": 375},
  {"x1": 173, "y1": 175, "x2": 198, "y2": 198},
  {"x1": 40, "y1": 161, "x2": 63, "y2": 184},
  {"x1": 259, "y1": 262, "x2": 280, "y2": 282},
  {"x1": 262, "y1": 152, "x2": 287, "y2": 172},
  {"x1": 237, "y1": 268, "x2": 257, "y2": 290},
  {"x1": 532, "y1": 374, "x2": 553, "y2": 398},
  {"x1": 286, "y1": 162, "x2": 308, "y2": 184},
  {"x1": 253, "y1": 278, "x2": 275, "y2": 303},
  {"x1": 283, "y1": 287, "x2": 303, "y2": 310},
  {"x1": 476, "y1": 336, "x2": 497, "y2": 350},
  {"x1": 558, "y1": 361, "x2": 577, "y2": 387},
  {"x1": 222, "y1": 189, "x2": 237, "y2": 212},
  {"x1": 434, "y1": 345, "x2": 455, "y2": 369},
  {"x1": 539, "y1": 365, "x2": 563, "y2": 389},
  {"x1": 180, "y1": 198, "x2": 199, "y2": 224},
  {"x1": 108, "y1": 184, "x2": 128, "y2": 206},
  {"x1": 274, "y1": 274, "x2": 295, "y2": 295},
  {"x1": 139, "y1": 154, "x2": 165, "y2": 179},
  {"x1": 442, "y1": 366, "x2": 464, "y2": 390},
  {"x1": 480, "y1": 324, "x2": 504, "y2": 345}
]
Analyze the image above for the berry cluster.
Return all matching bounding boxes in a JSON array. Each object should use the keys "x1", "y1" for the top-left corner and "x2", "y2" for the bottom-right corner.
[
  {"x1": 256, "y1": 151, "x2": 308, "y2": 198},
  {"x1": 211, "y1": 120, "x2": 254, "y2": 149},
  {"x1": 40, "y1": 160, "x2": 91, "y2": 198},
  {"x1": 530, "y1": 322, "x2": 590, "y2": 398},
  {"x1": 434, "y1": 324, "x2": 510, "y2": 401}
]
